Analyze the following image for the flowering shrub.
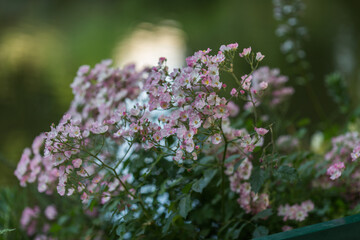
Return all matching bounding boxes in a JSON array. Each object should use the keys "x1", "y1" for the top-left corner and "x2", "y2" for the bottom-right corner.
[{"x1": 12, "y1": 42, "x2": 360, "y2": 239}]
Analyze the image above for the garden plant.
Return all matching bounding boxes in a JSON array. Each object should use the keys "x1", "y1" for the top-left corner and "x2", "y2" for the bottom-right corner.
[{"x1": 6, "y1": 41, "x2": 360, "y2": 239}]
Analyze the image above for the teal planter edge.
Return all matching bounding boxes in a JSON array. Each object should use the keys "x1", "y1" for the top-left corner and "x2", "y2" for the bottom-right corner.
[{"x1": 253, "y1": 214, "x2": 360, "y2": 240}]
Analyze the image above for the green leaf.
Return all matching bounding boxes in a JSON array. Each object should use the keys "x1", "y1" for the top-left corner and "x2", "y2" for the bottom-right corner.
[
  {"x1": 179, "y1": 195, "x2": 192, "y2": 218},
  {"x1": 234, "y1": 158, "x2": 246, "y2": 170},
  {"x1": 168, "y1": 201, "x2": 176, "y2": 213},
  {"x1": 116, "y1": 224, "x2": 126, "y2": 236},
  {"x1": 225, "y1": 154, "x2": 242, "y2": 163},
  {"x1": 250, "y1": 167, "x2": 266, "y2": 193},
  {"x1": 275, "y1": 165, "x2": 298, "y2": 183},
  {"x1": 182, "y1": 182, "x2": 193, "y2": 194},
  {"x1": 192, "y1": 169, "x2": 217, "y2": 193},
  {"x1": 172, "y1": 215, "x2": 184, "y2": 226},
  {"x1": 191, "y1": 180, "x2": 202, "y2": 193},
  {"x1": 232, "y1": 223, "x2": 248, "y2": 239},
  {"x1": 343, "y1": 164, "x2": 356, "y2": 177},
  {"x1": 298, "y1": 159, "x2": 316, "y2": 176},
  {"x1": 49, "y1": 224, "x2": 62, "y2": 233},
  {"x1": 58, "y1": 215, "x2": 69, "y2": 226},
  {"x1": 162, "y1": 214, "x2": 175, "y2": 234},
  {"x1": 251, "y1": 208, "x2": 272, "y2": 221},
  {"x1": 253, "y1": 226, "x2": 269, "y2": 238},
  {"x1": 199, "y1": 156, "x2": 215, "y2": 164},
  {"x1": 224, "y1": 221, "x2": 241, "y2": 239},
  {"x1": 0, "y1": 228, "x2": 15, "y2": 235},
  {"x1": 297, "y1": 128, "x2": 307, "y2": 139},
  {"x1": 168, "y1": 178, "x2": 184, "y2": 188},
  {"x1": 297, "y1": 118, "x2": 310, "y2": 127}
]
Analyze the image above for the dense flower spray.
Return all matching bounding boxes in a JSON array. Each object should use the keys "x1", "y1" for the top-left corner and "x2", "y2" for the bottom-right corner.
[{"x1": 15, "y1": 42, "x2": 319, "y2": 238}]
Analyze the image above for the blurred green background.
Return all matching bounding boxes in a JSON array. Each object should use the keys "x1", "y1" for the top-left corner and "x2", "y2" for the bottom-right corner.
[{"x1": 1, "y1": 0, "x2": 360, "y2": 187}]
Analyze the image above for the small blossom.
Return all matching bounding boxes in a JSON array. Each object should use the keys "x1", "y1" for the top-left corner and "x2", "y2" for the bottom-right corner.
[
  {"x1": 81, "y1": 192, "x2": 89, "y2": 203},
  {"x1": 219, "y1": 43, "x2": 238, "y2": 52},
  {"x1": 211, "y1": 133, "x2": 222, "y2": 145},
  {"x1": 282, "y1": 226, "x2": 293, "y2": 232},
  {"x1": 239, "y1": 47, "x2": 251, "y2": 57},
  {"x1": 259, "y1": 81, "x2": 268, "y2": 90},
  {"x1": 72, "y1": 158, "x2": 82, "y2": 168},
  {"x1": 255, "y1": 127, "x2": 269, "y2": 136},
  {"x1": 327, "y1": 162, "x2": 345, "y2": 180},
  {"x1": 153, "y1": 132, "x2": 162, "y2": 142},
  {"x1": 351, "y1": 145, "x2": 360, "y2": 161},
  {"x1": 230, "y1": 88, "x2": 238, "y2": 97},
  {"x1": 256, "y1": 52, "x2": 265, "y2": 61},
  {"x1": 44, "y1": 205, "x2": 57, "y2": 220}
]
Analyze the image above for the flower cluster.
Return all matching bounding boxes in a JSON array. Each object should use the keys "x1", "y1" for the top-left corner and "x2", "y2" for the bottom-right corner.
[
  {"x1": 15, "y1": 43, "x2": 274, "y2": 226},
  {"x1": 327, "y1": 162, "x2": 345, "y2": 180},
  {"x1": 277, "y1": 200, "x2": 314, "y2": 222},
  {"x1": 21, "y1": 205, "x2": 57, "y2": 240},
  {"x1": 276, "y1": 135, "x2": 299, "y2": 152},
  {"x1": 68, "y1": 60, "x2": 144, "y2": 127},
  {"x1": 14, "y1": 134, "x2": 58, "y2": 194},
  {"x1": 225, "y1": 133, "x2": 270, "y2": 215},
  {"x1": 325, "y1": 132, "x2": 360, "y2": 180},
  {"x1": 244, "y1": 66, "x2": 294, "y2": 110},
  {"x1": 15, "y1": 61, "x2": 147, "y2": 200}
]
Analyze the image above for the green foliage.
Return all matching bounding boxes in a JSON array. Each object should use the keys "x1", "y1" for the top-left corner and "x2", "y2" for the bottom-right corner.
[
  {"x1": 325, "y1": 72, "x2": 350, "y2": 114},
  {"x1": 250, "y1": 167, "x2": 267, "y2": 193},
  {"x1": 274, "y1": 165, "x2": 298, "y2": 183},
  {"x1": 0, "y1": 229, "x2": 15, "y2": 235}
]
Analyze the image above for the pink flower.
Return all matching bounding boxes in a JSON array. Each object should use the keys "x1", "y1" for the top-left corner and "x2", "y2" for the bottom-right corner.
[
  {"x1": 214, "y1": 104, "x2": 229, "y2": 119},
  {"x1": 81, "y1": 192, "x2": 89, "y2": 203},
  {"x1": 259, "y1": 81, "x2": 268, "y2": 90},
  {"x1": 211, "y1": 133, "x2": 222, "y2": 145},
  {"x1": 53, "y1": 153, "x2": 66, "y2": 166},
  {"x1": 241, "y1": 75, "x2": 252, "y2": 90},
  {"x1": 301, "y1": 200, "x2": 315, "y2": 212},
  {"x1": 77, "y1": 65, "x2": 90, "y2": 76},
  {"x1": 101, "y1": 192, "x2": 111, "y2": 204},
  {"x1": 282, "y1": 226, "x2": 293, "y2": 232},
  {"x1": 72, "y1": 158, "x2": 82, "y2": 168},
  {"x1": 130, "y1": 108, "x2": 140, "y2": 116},
  {"x1": 230, "y1": 88, "x2": 238, "y2": 97},
  {"x1": 174, "y1": 150, "x2": 183, "y2": 162},
  {"x1": 239, "y1": 47, "x2": 251, "y2": 57},
  {"x1": 256, "y1": 52, "x2": 265, "y2": 61},
  {"x1": 44, "y1": 205, "x2": 57, "y2": 220},
  {"x1": 90, "y1": 121, "x2": 108, "y2": 134},
  {"x1": 295, "y1": 210, "x2": 308, "y2": 221},
  {"x1": 327, "y1": 162, "x2": 345, "y2": 180},
  {"x1": 130, "y1": 123, "x2": 140, "y2": 133},
  {"x1": 227, "y1": 101, "x2": 240, "y2": 117},
  {"x1": 153, "y1": 132, "x2": 162, "y2": 142},
  {"x1": 21, "y1": 206, "x2": 40, "y2": 228},
  {"x1": 277, "y1": 200, "x2": 314, "y2": 222},
  {"x1": 351, "y1": 145, "x2": 360, "y2": 161},
  {"x1": 238, "y1": 158, "x2": 252, "y2": 180},
  {"x1": 255, "y1": 127, "x2": 269, "y2": 136},
  {"x1": 189, "y1": 115, "x2": 202, "y2": 128},
  {"x1": 219, "y1": 43, "x2": 238, "y2": 52},
  {"x1": 57, "y1": 185, "x2": 66, "y2": 196},
  {"x1": 69, "y1": 125, "x2": 81, "y2": 138}
]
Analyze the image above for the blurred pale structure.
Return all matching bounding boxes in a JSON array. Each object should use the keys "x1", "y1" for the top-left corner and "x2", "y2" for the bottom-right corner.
[{"x1": 114, "y1": 21, "x2": 186, "y2": 70}]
